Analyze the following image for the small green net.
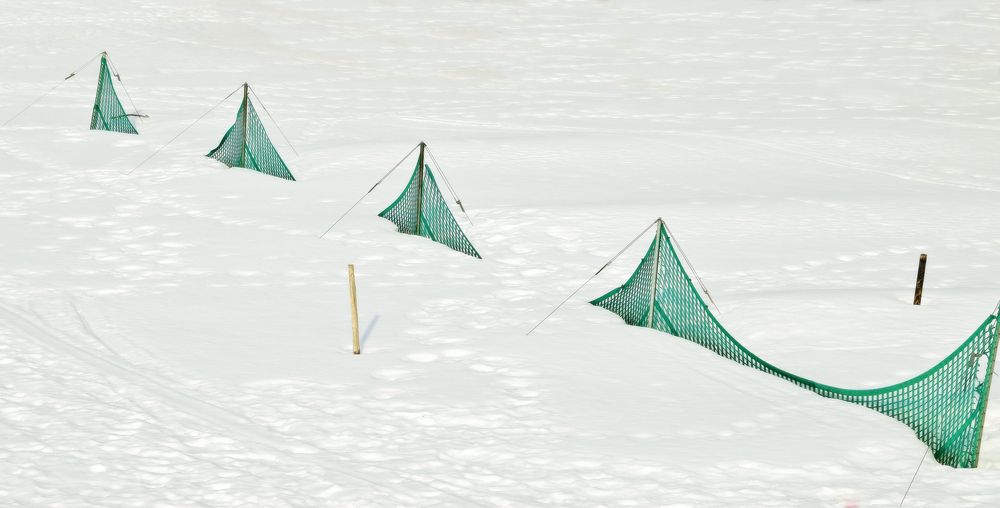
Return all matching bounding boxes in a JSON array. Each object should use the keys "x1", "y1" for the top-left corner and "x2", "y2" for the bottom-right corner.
[
  {"x1": 90, "y1": 55, "x2": 137, "y2": 135},
  {"x1": 206, "y1": 91, "x2": 295, "y2": 181},
  {"x1": 378, "y1": 160, "x2": 481, "y2": 259},
  {"x1": 592, "y1": 221, "x2": 1000, "y2": 468}
]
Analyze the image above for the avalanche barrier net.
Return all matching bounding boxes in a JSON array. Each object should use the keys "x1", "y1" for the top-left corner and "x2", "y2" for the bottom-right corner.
[
  {"x1": 591, "y1": 219, "x2": 1000, "y2": 468},
  {"x1": 379, "y1": 143, "x2": 481, "y2": 259},
  {"x1": 90, "y1": 53, "x2": 138, "y2": 135},
  {"x1": 207, "y1": 84, "x2": 295, "y2": 181}
]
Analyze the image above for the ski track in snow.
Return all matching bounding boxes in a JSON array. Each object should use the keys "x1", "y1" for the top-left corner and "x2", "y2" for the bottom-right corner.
[{"x1": 2, "y1": 1, "x2": 1000, "y2": 506}]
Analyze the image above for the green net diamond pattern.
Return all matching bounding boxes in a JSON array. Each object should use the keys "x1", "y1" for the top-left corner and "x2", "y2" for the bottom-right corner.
[
  {"x1": 207, "y1": 93, "x2": 295, "y2": 181},
  {"x1": 592, "y1": 222, "x2": 1000, "y2": 468},
  {"x1": 379, "y1": 161, "x2": 480, "y2": 259},
  {"x1": 90, "y1": 55, "x2": 137, "y2": 135}
]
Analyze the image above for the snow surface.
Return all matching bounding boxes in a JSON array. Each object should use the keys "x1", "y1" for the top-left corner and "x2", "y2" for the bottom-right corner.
[{"x1": 2, "y1": 1, "x2": 1000, "y2": 506}]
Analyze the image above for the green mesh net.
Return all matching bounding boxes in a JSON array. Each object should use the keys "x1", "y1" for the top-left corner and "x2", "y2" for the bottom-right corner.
[
  {"x1": 207, "y1": 87, "x2": 295, "y2": 181},
  {"x1": 90, "y1": 54, "x2": 137, "y2": 135},
  {"x1": 592, "y1": 221, "x2": 1000, "y2": 468},
  {"x1": 378, "y1": 154, "x2": 481, "y2": 259}
]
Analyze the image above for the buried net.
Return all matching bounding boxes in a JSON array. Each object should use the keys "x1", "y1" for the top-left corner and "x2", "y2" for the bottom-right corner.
[
  {"x1": 379, "y1": 157, "x2": 480, "y2": 259},
  {"x1": 207, "y1": 87, "x2": 295, "y2": 181},
  {"x1": 591, "y1": 221, "x2": 1000, "y2": 468},
  {"x1": 90, "y1": 54, "x2": 137, "y2": 135}
]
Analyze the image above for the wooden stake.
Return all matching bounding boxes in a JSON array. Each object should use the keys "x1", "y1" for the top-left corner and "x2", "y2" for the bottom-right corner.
[
  {"x1": 913, "y1": 254, "x2": 927, "y2": 305},
  {"x1": 348, "y1": 264, "x2": 360, "y2": 354}
]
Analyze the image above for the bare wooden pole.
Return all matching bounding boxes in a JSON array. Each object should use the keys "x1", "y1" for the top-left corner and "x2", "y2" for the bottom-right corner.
[
  {"x1": 348, "y1": 264, "x2": 360, "y2": 354},
  {"x1": 913, "y1": 254, "x2": 927, "y2": 305}
]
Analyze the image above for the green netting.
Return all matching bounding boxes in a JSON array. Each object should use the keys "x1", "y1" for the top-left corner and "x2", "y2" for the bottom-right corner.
[
  {"x1": 591, "y1": 221, "x2": 1000, "y2": 468},
  {"x1": 90, "y1": 55, "x2": 137, "y2": 135},
  {"x1": 378, "y1": 159, "x2": 481, "y2": 259},
  {"x1": 206, "y1": 90, "x2": 295, "y2": 181}
]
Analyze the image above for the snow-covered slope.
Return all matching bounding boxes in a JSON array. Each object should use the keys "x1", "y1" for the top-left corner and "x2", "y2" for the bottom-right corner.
[{"x1": 2, "y1": 1, "x2": 999, "y2": 505}]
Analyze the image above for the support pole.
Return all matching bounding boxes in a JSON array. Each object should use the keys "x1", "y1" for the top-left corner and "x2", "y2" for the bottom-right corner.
[
  {"x1": 240, "y1": 83, "x2": 249, "y2": 167},
  {"x1": 913, "y1": 254, "x2": 927, "y2": 305},
  {"x1": 348, "y1": 264, "x2": 360, "y2": 355},
  {"x1": 971, "y1": 305, "x2": 1000, "y2": 467},
  {"x1": 415, "y1": 142, "x2": 426, "y2": 235},
  {"x1": 647, "y1": 219, "x2": 663, "y2": 328}
]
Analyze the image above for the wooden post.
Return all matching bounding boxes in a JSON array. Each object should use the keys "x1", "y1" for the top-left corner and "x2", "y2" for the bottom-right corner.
[
  {"x1": 913, "y1": 254, "x2": 927, "y2": 305},
  {"x1": 348, "y1": 264, "x2": 360, "y2": 354}
]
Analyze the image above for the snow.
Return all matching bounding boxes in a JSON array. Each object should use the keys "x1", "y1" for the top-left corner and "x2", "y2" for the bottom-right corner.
[{"x1": 2, "y1": 0, "x2": 1000, "y2": 506}]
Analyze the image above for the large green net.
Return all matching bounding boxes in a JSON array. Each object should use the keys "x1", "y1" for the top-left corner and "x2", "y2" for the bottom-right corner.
[
  {"x1": 207, "y1": 87, "x2": 295, "y2": 181},
  {"x1": 592, "y1": 220, "x2": 1000, "y2": 468},
  {"x1": 378, "y1": 150, "x2": 480, "y2": 259},
  {"x1": 90, "y1": 54, "x2": 137, "y2": 135}
]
